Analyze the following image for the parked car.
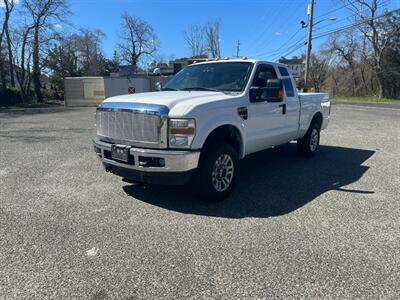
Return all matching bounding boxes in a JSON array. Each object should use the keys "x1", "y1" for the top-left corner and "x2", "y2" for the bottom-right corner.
[{"x1": 93, "y1": 59, "x2": 330, "y2": 200}]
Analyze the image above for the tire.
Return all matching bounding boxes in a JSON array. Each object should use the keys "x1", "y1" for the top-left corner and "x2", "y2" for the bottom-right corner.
[
  {"x1": 297, "y1": 121, "x2": 320, "y2": 157},
  {"x1": 195, "y1": 143, "x2": 238, "y2": 201}
]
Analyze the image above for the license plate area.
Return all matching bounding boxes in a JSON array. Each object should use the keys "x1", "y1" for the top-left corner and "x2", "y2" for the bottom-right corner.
[{"x1": 111, "y1": 145, "x2": 131, "y2": 163}]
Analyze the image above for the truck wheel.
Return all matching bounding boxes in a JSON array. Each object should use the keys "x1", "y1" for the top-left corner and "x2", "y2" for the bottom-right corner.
[
  {"x1": 297, "y1": 121, "x2": 320, "y2": 157},
  {"x1": 195, "y1": 143, "x2": 238, "y2": 201}
]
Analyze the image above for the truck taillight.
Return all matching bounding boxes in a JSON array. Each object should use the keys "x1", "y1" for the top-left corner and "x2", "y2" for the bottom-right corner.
[{"x1": 279, "y1": 88, "x2": 284, "y2": 99}]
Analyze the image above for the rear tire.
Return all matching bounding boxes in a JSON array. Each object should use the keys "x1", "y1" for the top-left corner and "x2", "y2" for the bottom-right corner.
[
  {"x1": 297, "y1": 121, "x2": 320, "y2": 157},
  {"x1": 195, "y1": 143, "x2": 238, "y2": 201}
]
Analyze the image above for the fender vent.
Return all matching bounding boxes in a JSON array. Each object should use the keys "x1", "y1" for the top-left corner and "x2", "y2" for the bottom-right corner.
[{"x1": 237, "y1": 107, "x2": 248, "y2": 120}]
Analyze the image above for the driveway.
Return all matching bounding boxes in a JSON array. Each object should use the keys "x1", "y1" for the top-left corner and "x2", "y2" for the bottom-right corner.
[{"x1": 0, "y1": 104, "x2": 399, "y2": 299}]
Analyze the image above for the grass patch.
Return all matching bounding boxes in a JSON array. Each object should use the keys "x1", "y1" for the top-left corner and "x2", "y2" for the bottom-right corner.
[{"x1": 333, "y1": 96, "x2": 400, "y2": 104}]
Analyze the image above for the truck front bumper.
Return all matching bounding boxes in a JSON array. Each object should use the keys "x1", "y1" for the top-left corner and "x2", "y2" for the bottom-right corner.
[{"x1": 93, "y1": 137, "x2": 200, "y2": 185}]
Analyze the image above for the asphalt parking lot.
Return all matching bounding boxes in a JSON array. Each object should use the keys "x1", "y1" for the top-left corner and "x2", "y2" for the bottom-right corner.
[{"x1": 1, "y1": 104, "x2": 399, "y2": 299}]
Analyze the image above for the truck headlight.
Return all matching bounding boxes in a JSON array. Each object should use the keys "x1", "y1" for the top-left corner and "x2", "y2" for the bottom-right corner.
[{"x1": 168, "y1": 119, "x2": 195, "y2": 148}]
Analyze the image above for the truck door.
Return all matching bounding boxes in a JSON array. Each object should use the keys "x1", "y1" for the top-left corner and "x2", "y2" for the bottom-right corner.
[
  {"x1": 245, "y1": 64, "x2": 290, "y2": 154},
  {"x1": 277, "y1": 66, "x2": 301, "y2": 141}
]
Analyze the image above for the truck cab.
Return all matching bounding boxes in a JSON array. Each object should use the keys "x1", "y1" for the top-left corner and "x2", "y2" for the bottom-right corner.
[{"x1": 93, "y1": 59, "x2": 330, "y2": 200}]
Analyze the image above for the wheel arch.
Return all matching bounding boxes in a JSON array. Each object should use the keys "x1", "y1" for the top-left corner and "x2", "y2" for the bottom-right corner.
[
  {"x1": 311, "y1": 111, "x2": 323, "y2": 130},
  {"x1": 199, "y1": 124, "x2": 244, "y2": 159}
]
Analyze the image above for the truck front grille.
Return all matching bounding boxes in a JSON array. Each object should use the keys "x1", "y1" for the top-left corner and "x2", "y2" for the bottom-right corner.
[{"x1": 96, "y1": 110, "x2": 161, "y2": 144}]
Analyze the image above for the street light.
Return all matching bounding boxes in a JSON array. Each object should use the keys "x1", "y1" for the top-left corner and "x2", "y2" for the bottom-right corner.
[
  {"x1": 301, "y1": 17, "x2": 337, "y2": 28},
  {"x1": 314, "y1": 17, "x2": 337, "y2": 26}
]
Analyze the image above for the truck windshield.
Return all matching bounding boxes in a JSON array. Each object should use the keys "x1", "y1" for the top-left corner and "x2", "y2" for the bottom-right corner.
[{"x1": 162, "y1": 62, "x2": 254, "y2": 93}]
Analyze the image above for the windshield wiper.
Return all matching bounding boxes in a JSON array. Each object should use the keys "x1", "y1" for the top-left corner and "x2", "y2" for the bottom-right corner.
[
  {"x1": 180, "y1": 87, "x2": 222, "y2": 92},
  {"x1": 161, "y1": 87, "x2": 179, "y2": 91}
]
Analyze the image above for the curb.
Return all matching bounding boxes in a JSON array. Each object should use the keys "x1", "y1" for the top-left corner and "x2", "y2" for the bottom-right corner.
[{"x1": 0, "y1": 106, "x2": 69, "y2": 113}]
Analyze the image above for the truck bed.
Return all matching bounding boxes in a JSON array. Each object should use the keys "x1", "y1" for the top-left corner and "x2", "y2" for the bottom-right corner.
[
  {"x1": 297, "y1": 92, "x2": 330, "y2": 134},
  {"x1": 298, "y1": 92, "x2": 330, "y2": 102}
]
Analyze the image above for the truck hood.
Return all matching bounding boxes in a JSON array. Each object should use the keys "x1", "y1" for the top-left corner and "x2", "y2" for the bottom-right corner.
[{"x1": 102, "y1": 91, "x2": 235, "y2": 116}]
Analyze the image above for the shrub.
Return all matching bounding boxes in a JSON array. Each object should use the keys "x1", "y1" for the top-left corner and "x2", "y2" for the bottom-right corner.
[
  {"x1": 0, "y1": 88, "x2": 23, "y2": 106},
  {"x1": 41, "y1": 89, "x2": 53, "y2": 101},
  {"x1": 41, "y1": 88, "x2": 64, "y2": 101}
]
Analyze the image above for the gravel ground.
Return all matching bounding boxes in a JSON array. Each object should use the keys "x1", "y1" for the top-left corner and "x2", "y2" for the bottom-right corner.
[{"x1": 0, "y1": 104, "x2": 399, "y2": 299}]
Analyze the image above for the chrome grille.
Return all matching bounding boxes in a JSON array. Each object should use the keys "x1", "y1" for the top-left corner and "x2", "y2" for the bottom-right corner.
[{"x1": 97, "y1": 109, "x2": 161, "y2": 144}]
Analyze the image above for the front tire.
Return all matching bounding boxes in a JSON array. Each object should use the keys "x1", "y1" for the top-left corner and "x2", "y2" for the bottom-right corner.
[
  {"x1": 297, "y1": 122, "x2": 320, "y2": 157},
  {"x1": 195, "y1": 143, "x2": 238, "y2": 201}
]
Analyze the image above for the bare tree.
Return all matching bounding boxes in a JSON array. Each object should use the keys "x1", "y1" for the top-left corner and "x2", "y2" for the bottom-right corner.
[
  {"x1": 73, "y1": 28, "x2": 105, "y2": 76},
  {"x1": 328, "y1": 30, "x2": 360, "y2": 96},
  {"x1": 42, "y1": 33, "x2": 79, "y2": 99},
  {"x1": 0, "y1": 53, "x2": 5, "y2": 90},
  {"x1": 11, "y1": 24, "x2": 34, "y2": 101},
  {"x1": 326, "y1": 66, "x2": 341, "y2": 98},
  {"x1": 359, "y1": 34, "x2": 376, "y2": 95},
  {"x1": 0, "y1": 0, "x2": 16, "y2": 88},
  {"x1": 205, "y1": 20, "x2": 221, "y2": 58},
  {"x1": 341, "y1": 0, "x2": 400, "y2": 98},
  {"x1": 23, "y1": 0, "x2": 70, "y2": 102},
  {"x1": 0, "y1": 21, "x2": 6, "y2": 89},
  {"x1": 184, "y1": 24, "x2": 206, "y2": 58},
  {"x1": 117, "y1": 13, "x2": 158, "y2": 71},
  {"x1": 309, "y1": 52, "x2": 329, "y2": 92},
  {"x1": 380, "y1": 12, "x2": 400, "y2": 99}
]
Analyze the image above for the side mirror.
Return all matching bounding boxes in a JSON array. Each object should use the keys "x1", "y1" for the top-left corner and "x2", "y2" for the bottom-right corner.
[
  {"x1": 249, "y1": 86, "x2": 262, "y2": 102},
  {"x1": 155, "y1": 82, "x2": 162, "y2": 91},
  {"x1": 250, "y1": 79, "x2": 283, "y2": 102}
]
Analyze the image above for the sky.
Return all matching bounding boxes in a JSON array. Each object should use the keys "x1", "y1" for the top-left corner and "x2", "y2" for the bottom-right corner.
[{"x1": 20, "y1": 0, "x2": 400, "y2": 62}]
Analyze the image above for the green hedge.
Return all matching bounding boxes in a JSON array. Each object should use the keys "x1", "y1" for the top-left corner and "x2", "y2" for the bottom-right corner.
[{"x1": 0, "y1": 88, "x2": 23, "y2": 106}]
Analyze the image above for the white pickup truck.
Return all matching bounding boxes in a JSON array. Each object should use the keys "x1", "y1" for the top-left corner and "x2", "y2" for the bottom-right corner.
[{"x1": 93, "y1": 59, "x2": 330, "y2": 200}]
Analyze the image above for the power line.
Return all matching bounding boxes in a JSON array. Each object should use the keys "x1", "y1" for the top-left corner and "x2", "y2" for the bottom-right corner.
[
  {"x1": 251, "y1": 0, "x2": 330, "y2": 61},
  {"x1": 251, "y1": 3, "x2": 400, "y2": 62},
  {"x1": 264, "y1": 7, "x2": 400, "y2": 61},
  {"x1": 272, "y1": 6, "x2": 400, "y2": 60},
  {"x1": 314, "y1": 0, "x2": 358, "y2": 21},
  {"x1": 246, "y1": 0, "x2": 354, "y2": 57},
  {"x1": 272, "y1": 41, "x2": 306, "y2": 61},
  {"x1": 312, "y1": 8, "x2": 400, "y2": 40},
  {"x1": 245, "y1": 8, "x2": 285, "y2": 50},
  {"x1": 253, "y1": 33, "x2": 307, "y2": 58},
  {"x1": 313, "y1": 16, "x2": 350, "y2": 33},
  {"x1": 273, "y1": 27, "x2": 303, "y2": 53},
  {"x1": 314, "y1": 0, "x2": 391, "y2": 23},
  {"x1": 251, "y1": 37, "x2": 307, "y2": 61},
  {"x1": 244, "y1": 1, "x2": 299, "y2": 53},
  {"x1": 274, "y1": 39, "x2": 307, "y2": 58}
]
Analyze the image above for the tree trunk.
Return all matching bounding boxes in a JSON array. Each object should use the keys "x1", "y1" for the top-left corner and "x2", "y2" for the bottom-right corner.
[
  {"x1": 15, "y1": 27, "x2": 31, "y2": 102},
  {"x1": 130, "y1": 54, "x2": 138, "y2": 74},
  {"x1": 0, "y1": 56, "x2": 6, "y2": 90},
  {"x1": 375, "y1": 67, "x2": 385, "y2": 99},
  {"x1": 5, "y1": 23, "x2": 14, "y2": 87},
  {"x1": 32, "y1": 25, "x2": 43, "y2": 103},
  {"x1": 351, "y1": 69, "x2": 357, "y2": 96},
  {"x1": 0, "y1": 24, "x2": 6, "y2": 90},
  {"x1": 360, "y1": 64, "x2": 375, "y2": 96}
]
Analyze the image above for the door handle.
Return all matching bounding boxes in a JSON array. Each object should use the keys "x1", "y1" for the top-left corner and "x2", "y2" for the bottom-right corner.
[{"x1": 279, "y1": 104, "x2": 286, "y2": 115}]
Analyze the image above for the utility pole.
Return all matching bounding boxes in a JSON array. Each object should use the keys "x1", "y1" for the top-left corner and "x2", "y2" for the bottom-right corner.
[
  {"x1": 303, "y1": 0, "x2": 315, "y2": 92},
  {"x1": 236, "y1": 40, "x2": 240, "y2": 58}
]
